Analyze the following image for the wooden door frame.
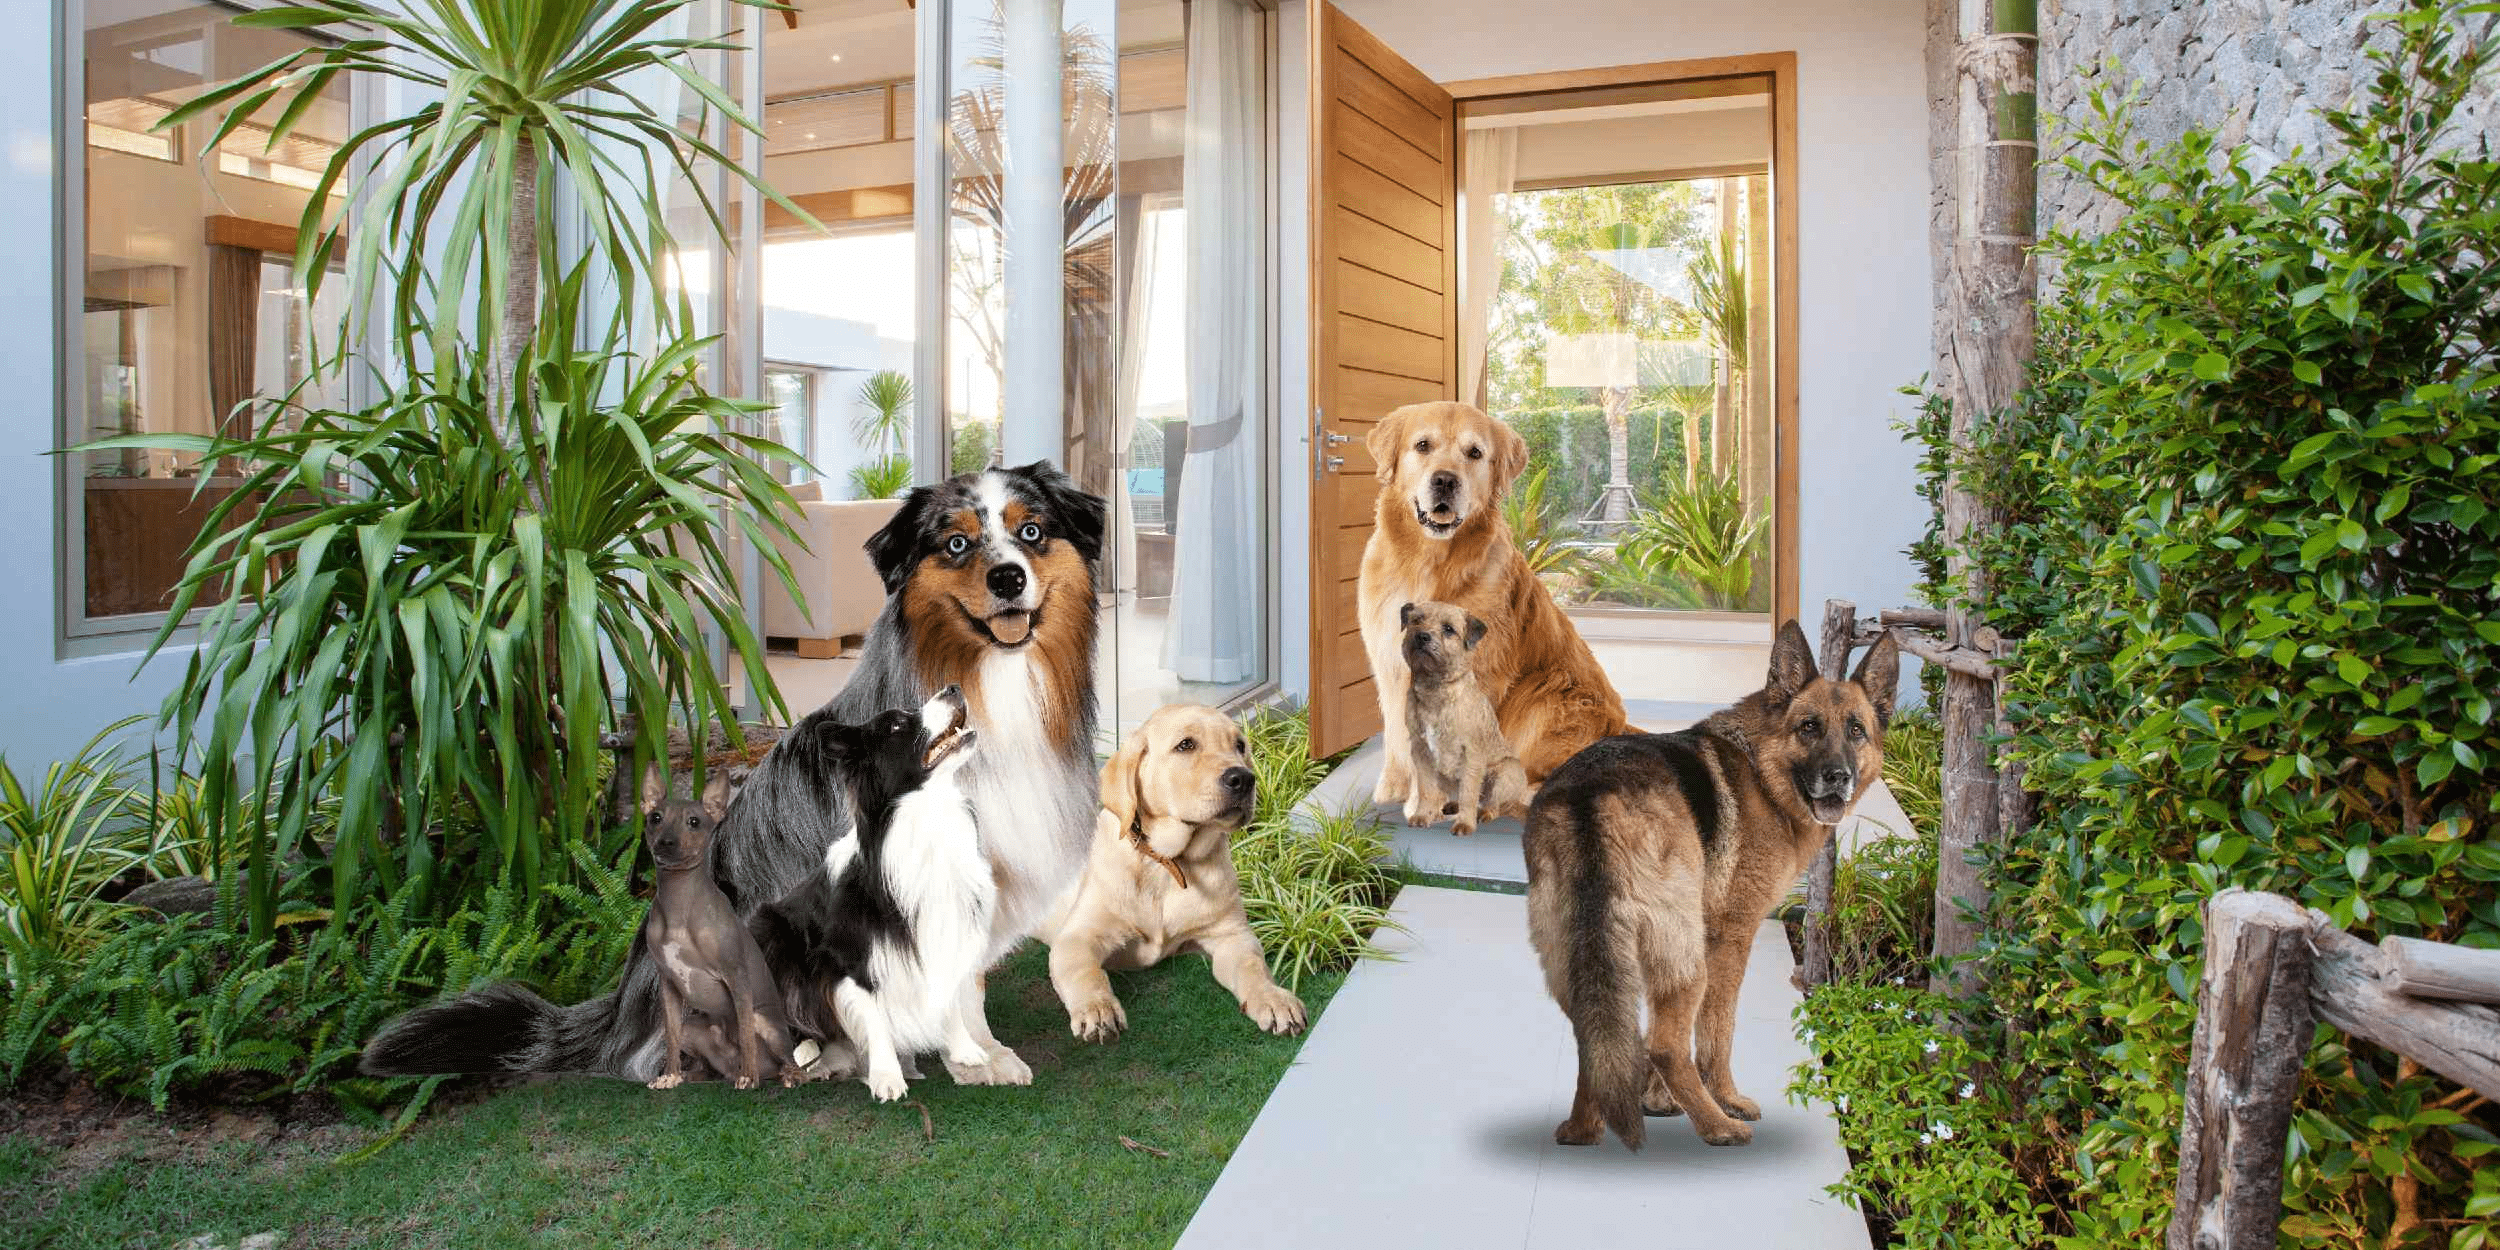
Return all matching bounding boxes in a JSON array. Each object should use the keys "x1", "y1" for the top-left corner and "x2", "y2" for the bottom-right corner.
[{"x1": 1439, "y1": 52, "x2": 1803, "y2": 628}]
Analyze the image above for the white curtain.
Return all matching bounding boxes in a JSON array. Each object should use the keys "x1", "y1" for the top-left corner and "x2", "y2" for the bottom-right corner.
[
  {"x1": 1162, "y1": 0, "x2": 1264, "y2": 685},
  {"x1": 1108, "y1": 194, "x2": 1156, "y2": 595},
  {"x1": 1458, "y1": 125, "x2": 1519, "y2": 410}
]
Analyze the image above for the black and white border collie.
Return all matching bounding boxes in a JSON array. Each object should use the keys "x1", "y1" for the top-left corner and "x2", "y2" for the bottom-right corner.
[
  {"x1": 362, "y1": 463, "x2": 1106, "y2": 1086},
  {"x1": 749, "y1": 688, "x2": 991, "y2": 1100}
]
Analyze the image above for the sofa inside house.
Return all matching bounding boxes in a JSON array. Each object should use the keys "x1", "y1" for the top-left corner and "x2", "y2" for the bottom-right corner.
[{"x1": 762, "y1": 480, "x2": 902, "y2": 658}]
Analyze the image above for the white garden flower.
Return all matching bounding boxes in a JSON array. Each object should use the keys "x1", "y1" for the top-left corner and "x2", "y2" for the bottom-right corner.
[
  {"x1": 1932, "y1": 1122, "x2": 1956, "y2": 1142},
  {"x1": 1836, "y1": 1095, "x2": 1851, "y2": 1113},
  {"x1": 1919, "y1": 1132, "x2": 1934, "y2": 1146},
  {"x1": 1961, "y1": 1082, "x2": 1978, "y2": 1099},
  {"x1": 1923, "y1": 1038, "x2": 1941, "y2": 1056}
]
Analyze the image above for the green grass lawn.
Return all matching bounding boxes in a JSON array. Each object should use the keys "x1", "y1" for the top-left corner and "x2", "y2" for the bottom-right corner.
[{"x1": 3, "y1": 944, "x2": 1347, "y2": 1250}]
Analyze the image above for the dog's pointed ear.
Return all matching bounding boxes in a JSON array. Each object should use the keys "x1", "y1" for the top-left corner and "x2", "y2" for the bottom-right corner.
[
  {"x1": 1367, "y1": 407, "x2": 1409, "y2": 485},
  {"x1": 698, "y1": 771, "x2": 734, "y2": 823},
  {"x1": 639, "y1": 763, "x2": 668, "y2": 814},
  {"x1": 1851, "y1": 630, "x2": 1903, "y2": 729},
  {"x1": 1099, "y1": 732, "x2": 1147, "y2": 833},
  {"x1": 1399, "y1": 601, "x2": 1418, "y2": 630},
  {"x1": 863, "y1": 485, "x2": 932, "y2": 593},
  {"x1": 815, "y1": 719, "x2": 860, "y2": 760},
  {"x1": 1489, "y1": 411, "x2": 1529, "y2": 493},
  {"x1": 1465, "y1": 614, "x2": 1488, "y2": 649},
  {"x1": 1013, "y1": 459, "x2": 1107, "y2": 565},
  {"x1": 1766, "y1": 620, "x2": 1817, "y2": 703}
]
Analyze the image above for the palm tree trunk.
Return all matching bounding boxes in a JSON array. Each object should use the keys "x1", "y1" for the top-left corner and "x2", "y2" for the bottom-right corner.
[
  {"x1": 1680, "y1": 395, "x2": 1702, "y2": 489},
  {"x1": 1600, "y1": 385, "x2": 1633, "y2": 523},
  {"x1": 491, "y1": 133, "x2": 540, "y2": 439}
]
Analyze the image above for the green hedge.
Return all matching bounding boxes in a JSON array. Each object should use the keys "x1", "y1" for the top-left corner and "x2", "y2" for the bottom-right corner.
[
  {"x1": 1812, "y1": 6, "x2": 2500, "y2": 1245},
  {"x1": 1500, "y1": 405, "x2": 1692, "y2": 522}
]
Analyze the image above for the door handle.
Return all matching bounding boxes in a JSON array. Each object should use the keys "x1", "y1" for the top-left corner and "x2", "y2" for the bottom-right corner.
[{"x1": 1324, "y1": 454, "x2": 1345, "y2": 472}]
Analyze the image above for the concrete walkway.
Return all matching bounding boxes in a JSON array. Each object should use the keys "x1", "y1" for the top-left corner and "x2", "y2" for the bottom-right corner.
[{"x1": 1177, "y1": 886, "x2": 1868, "y2": 1250}]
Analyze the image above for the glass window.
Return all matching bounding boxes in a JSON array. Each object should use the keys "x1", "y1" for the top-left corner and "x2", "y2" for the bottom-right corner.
[{"x1": 71, "y1": 1, "x2": 349, "y2": 627}]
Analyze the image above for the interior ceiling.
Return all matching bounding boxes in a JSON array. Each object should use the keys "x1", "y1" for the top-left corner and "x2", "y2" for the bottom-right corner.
[{"x1": 764, "y1": 0, "x2": 1185, "y2": 99}]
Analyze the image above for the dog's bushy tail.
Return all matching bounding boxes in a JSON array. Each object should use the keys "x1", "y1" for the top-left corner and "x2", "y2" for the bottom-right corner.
[
  {"x1": 1565, "y1": 896, "x2": 1652, "y2": 1149},
  {"x1": 360, "y1": 983, "x2": 625, "y2": 1078},
  {"x1": 1529, "y1": 793, "x2": 1651, "y2": 1150}
]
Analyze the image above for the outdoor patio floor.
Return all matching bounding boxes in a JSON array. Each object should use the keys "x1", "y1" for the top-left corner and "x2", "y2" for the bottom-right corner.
[{"x1": 1175, "y1": 885, "x2": 1869, "y2": 1250}]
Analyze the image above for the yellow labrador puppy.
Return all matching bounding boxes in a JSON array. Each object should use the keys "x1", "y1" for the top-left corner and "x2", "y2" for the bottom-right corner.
[{"x1": 1043, "y1": 705, "x2": 1307, "y2": 1042}]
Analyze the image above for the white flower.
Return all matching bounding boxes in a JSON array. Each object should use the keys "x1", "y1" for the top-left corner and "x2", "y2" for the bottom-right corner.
[
  {"x1": 1961, "y1": 1082, "x2": 1978, "y2": 1100},
  {"x1": 1835, "y1": 1095, "x2": 1851, "y2": 1113},
  {"x1": 1892, "y1": 976, "x2": 1906, "y2": 986},
  {"x1": 1919, "y1": 1132, "x2": 1934, "y2": 1146},
  {"x1": 1932, "y1": 1122, "x2": 1956, "y2": 1142},
  {"x1": 1923, "y1": 1039, "x2": 1941, "y2": 1056}
]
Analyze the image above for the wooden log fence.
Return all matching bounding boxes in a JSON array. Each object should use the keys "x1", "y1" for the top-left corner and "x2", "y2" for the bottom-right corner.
[{"x1": 2169, "y1": 889, "x2": 2500, "y2": 1250}]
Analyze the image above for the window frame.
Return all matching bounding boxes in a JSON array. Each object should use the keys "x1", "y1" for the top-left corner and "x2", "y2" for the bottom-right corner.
[{"x1": 55, "y1": 0, "x2": 367, "y2": 653}]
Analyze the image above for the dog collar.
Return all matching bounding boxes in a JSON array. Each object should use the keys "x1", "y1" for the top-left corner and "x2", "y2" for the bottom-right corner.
[{"x1": 1127, "y1": 815, "x2": 1188, "y2": 890}]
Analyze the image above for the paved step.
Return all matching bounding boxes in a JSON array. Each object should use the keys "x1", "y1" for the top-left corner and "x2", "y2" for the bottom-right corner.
[{"x1": 1177, "y1": 886, "x2": 1869, "y2": 1250}]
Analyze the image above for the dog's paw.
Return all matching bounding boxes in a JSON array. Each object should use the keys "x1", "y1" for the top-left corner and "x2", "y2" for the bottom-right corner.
[
  {"x1": 1553, "y1": 1117, "x2": 1605, "y2": 1147},
  {"x1": 1243, "y1": 986, "x2": 1306, "y2": 1036},
  {"x1": 1401, "y1": 801, "x2": 1440, "y2": 827},
  {"x1": 1642, "y1": 1072, "x2": 1683, "y2": 1117},
  {"x1": 1716, "y1": 1092, "x2": 1762, "y2": 1122},
  {"x1": 864, "y1": 1067, "x2": 908, "y2": 1103},
  {"x1": 733, "y1": 1073, "x2": 758, "y2": 1091},
  {"x1": 1699, "y1": 1119, "x2": 1754, "y2": 1147},
  {"x1": 1450, "y1": 814, "x2": 1478, "y2": 836},
  {"x1": 1068, "y1": 994, "x2": 1127, "y2": 1044},
  {"x1": 647, "y1": 1072, "x2": 683, "y2": 1091},
  {"x1": 946, "y1": 1046, "x2": 1034, "y2": 1087}
]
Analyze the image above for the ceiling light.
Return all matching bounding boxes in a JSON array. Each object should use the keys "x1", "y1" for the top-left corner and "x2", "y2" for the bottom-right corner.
[
  {"x1": 804, "y1": 132, "x2": 817, "y2": 140},
  {"x1": 828, "y1": 53, "x2": 843, "y2": 62}
]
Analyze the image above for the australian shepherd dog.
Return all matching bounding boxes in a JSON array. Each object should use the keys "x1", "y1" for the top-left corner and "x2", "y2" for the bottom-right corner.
[{"x1": 362, "y1": 463, "x2": 1106, "y2": 1087}]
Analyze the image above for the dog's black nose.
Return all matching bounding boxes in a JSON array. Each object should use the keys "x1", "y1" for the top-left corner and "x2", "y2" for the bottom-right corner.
[
  {"x1": 1820, "y1": 767, "x2": 1852, "y2": 791},
  {"x1": 1429, "y1": 470, "x2": 1458, "y2": 499},
  {"x1": 1221, "y1": 767, "x2": 1255, "y2": 797},
  {"x1": 987, "y1": 562, "x2": 1027, "y2": 600}
]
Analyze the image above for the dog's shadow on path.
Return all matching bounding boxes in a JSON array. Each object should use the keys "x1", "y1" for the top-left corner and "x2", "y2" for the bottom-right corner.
[{"x1": 1475, "y1": 1107, "x2": 1826, "y2": 1174}]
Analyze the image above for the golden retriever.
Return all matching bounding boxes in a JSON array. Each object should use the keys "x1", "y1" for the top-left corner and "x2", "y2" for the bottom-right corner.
[
  {"x1": 1042, "y1": 705, "x2": 1307, "y2": 1041},
  {"x1": 1360, "y1": 401, "x2": 1629, "y2": 814}
]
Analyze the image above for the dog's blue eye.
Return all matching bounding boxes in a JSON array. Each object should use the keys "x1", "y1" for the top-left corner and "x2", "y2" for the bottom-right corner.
[
  {"x1": 945, "y1": 535, "x2": 970, "y2": 557},
  {"x1": 1017, "y1": 522, "x2": 1042, "y2": 544}
]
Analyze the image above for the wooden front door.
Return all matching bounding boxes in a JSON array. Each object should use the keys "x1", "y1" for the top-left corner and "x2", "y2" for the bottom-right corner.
[{"x1": 1306, "y1": 1, "x2": 1457, "y2": 758}]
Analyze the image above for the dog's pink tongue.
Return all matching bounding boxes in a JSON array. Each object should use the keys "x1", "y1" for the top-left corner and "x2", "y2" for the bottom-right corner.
[{"x1": 989, "y1": 610, "x2": 1033, "y2": 645}]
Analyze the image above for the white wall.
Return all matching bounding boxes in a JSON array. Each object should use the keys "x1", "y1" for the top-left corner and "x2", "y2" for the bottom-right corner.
[
  {"x1": 2, "y1": 7, "x2": 191, "y2": 777},
  {"x1": 1322, "y1": 0, "x2": 1935, "y2": 664}
]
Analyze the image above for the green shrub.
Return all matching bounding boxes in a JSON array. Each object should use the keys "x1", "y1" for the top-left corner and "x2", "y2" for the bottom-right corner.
[
  {"x1": 1588, "y1": 469, "x2": 1770, "y2": 611},
  {"x1": 1841, "y1": 6, "x2": 2500, "y2": 1245},
  {"x1": 1793, "y1": 983, "x2": 2059, "y2": 1246},
  {"x1": 1498, "y1": 465, "x2": 1595, "y2": 586},
  {"x1": 1, "y1": 838, "x2": 642, "y2": 1112},
  {"x1": 848, "y1": 454, "x2": 914, "y2": 500},
  {"x1": 1230, "y1": 707, "x2": 1400, "y2": 990},
  {"x1": 1880, "y1": 707, "x2": 1943, "y2": 838},
  {"x1": 1501, "y1": 404, "x2": 1687, "y2": 521},
  {"x1": 950, "y1": 418, "x2": 998, "y2": 477},
  {"x1": 0, "y1": 721, "x2": 152, "y2": 968}
]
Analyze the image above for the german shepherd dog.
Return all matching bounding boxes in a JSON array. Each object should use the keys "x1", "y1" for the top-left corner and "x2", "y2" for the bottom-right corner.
[
  {"x1": 747, "y1": 688, "x2": 991, "y2": 1102},
  {"x1": 1524, "y1": 621, "x2": 1900, "y2": 1150},
  {"x1": 363, "y1": 463, "x2": 1105, "y2": 1087}
]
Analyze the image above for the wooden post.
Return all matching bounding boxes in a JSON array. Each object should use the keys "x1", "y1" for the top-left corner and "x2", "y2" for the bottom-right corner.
[
  {"x1": 1800, "y1": 599, "x2": 1857, "y2": 988},
  {"x1": 2169, "y1": 890, "x2": 2315, "y2": 1250},
  {"x1": 1930, "y1": 0, "x2": 2038, "y2": 997}
]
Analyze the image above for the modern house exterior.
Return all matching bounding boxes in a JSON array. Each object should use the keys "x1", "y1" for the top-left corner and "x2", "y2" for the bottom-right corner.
[{"x1": 9, "y1": 0, "x2": 2454, "y2": 775}]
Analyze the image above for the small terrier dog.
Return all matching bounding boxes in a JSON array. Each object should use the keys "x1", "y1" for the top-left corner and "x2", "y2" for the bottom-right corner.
[
  {"x1": 1399, "y1": 600, "x2": 1530, "y2": 834},
  {"x1": 638, "y1": 765, "x2": 810, "y2": 1090}
]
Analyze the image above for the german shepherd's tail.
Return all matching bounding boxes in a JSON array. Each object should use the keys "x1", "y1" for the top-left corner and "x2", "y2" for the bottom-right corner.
[
  {"x1": 361, "y1": 966, "x2": 656, "y2": 1079},
  {"x1": 1562, "y1": 867, "x2": 1653, "y2": 1150},
  {"x1": 1527, "y1": 792, "x2": 1655, "y2": 1150}
]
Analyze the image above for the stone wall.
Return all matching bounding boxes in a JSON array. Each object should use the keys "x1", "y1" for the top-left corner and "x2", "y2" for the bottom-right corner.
[{"x1": 2037, "y1": 0, "x2": 2500, "y2": 237}]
